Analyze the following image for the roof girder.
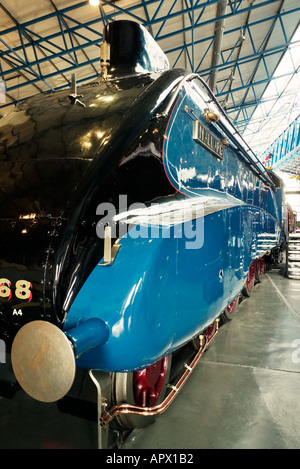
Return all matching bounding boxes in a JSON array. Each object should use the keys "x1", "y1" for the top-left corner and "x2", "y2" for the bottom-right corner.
[{"x1": 0, "y1": 0, "x2": 299, "y2": 144}]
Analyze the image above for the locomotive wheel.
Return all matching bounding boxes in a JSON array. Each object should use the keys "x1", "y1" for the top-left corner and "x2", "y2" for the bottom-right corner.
[
  {"x1": 221, "y1": 296, "x2": 239, "y2": 323},
  {"x1": 205, "y1": 321, "x2": 217, "y2": 341},
  {"x1": 242, "y1": 260, "x2": 256, "y2": 297},
  {"x1": 113, "y1": 354, "x2": 172, "y2": 429},
  {"x1": 255, "y1": 256, "x2": 265, "y2": 283}
]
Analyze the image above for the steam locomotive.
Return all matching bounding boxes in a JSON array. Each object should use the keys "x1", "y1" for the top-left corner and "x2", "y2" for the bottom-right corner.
[{"x1": 0, "y1": 20, "x2": 284, "y2": 446}]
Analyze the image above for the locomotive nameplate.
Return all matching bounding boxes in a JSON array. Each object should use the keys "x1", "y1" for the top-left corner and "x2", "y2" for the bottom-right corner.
[{"x1": 193, "y1": 120, "x2": 224, "y2": 160}]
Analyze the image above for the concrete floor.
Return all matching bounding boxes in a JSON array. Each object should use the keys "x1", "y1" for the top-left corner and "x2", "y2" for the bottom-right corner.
[{"x1": 0, "y1": 266, "x2": 299, "y2": 449}]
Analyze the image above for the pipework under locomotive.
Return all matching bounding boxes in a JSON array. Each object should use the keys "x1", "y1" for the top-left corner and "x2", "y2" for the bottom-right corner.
[{"x1": 0, "y1": 20, "x2": 285, "y2": 444}]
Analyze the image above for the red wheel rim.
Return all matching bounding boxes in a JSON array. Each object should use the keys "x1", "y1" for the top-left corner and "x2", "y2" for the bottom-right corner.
[
  {"x1": 246, "y1": 260, "x2": 255, "y2": 292},
  {"x1": 205, "y1": 321, "x2": 217, "y2": 341},
  {"x1": 227, "y1": 297, "x2": 239, "y2": 315},
  {"x1": 133, "y1": 357, "x2": 168, "y2": 407},
  {"x1": 257, "y1": 257, "x2": 264, "y2": 280}
]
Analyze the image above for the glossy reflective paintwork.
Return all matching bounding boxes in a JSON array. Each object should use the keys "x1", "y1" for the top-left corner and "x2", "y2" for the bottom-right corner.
[
  {"x1": 162, "y1": 78, "x2": 281, "y2": 221},
  {"x1": 0, "y1": 21, "x2": 179, "y2": 348},
  {"x1": 65, "y1": 204, "x2": 281, "y2": 371},
  {"x1": 0, "y1": 20, "x2": 284, "y2": 380},
  {"x1": 64, "y1": 24, "x2": 284, "y2": 371},
  {"x1": 105, "y1": 20, "x2": 169, "y2": 77}
]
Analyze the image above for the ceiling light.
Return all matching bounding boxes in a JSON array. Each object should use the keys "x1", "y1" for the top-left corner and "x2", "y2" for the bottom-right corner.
[{"x1": 89, "y1": 0, "x2": 100, "y2": 6}]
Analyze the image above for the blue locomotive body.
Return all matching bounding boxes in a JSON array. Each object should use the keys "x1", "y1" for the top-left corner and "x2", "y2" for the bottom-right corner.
[
  {"x1": 65, "y1": 205, "x2": 281, "y2": 372},
  {"x1": 64, "y1": 76, "x2": 283, "y2": 372},
  {"x1": 0, "y1": 20, "x2": 284, "y2": 407}
]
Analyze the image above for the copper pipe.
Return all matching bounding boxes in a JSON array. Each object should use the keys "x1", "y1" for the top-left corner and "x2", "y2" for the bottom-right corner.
[{"x1": 100, "y1": 319, "x2": 219, "y2": 427}]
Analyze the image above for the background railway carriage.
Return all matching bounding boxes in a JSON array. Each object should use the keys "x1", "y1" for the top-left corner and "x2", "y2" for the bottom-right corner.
[{"x1": 0, "y1": 20, "x2": 285, "y2": 446}]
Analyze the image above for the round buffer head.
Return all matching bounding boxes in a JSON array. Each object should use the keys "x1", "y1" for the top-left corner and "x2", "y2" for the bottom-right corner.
[{"x1": 11, "y1": 320, "x2": 76, "y2": 403}]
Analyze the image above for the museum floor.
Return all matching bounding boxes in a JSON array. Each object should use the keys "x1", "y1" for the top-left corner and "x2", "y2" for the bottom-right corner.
[{"x1": 0, "y1": 265, "x2": 300, "y2": 450}]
